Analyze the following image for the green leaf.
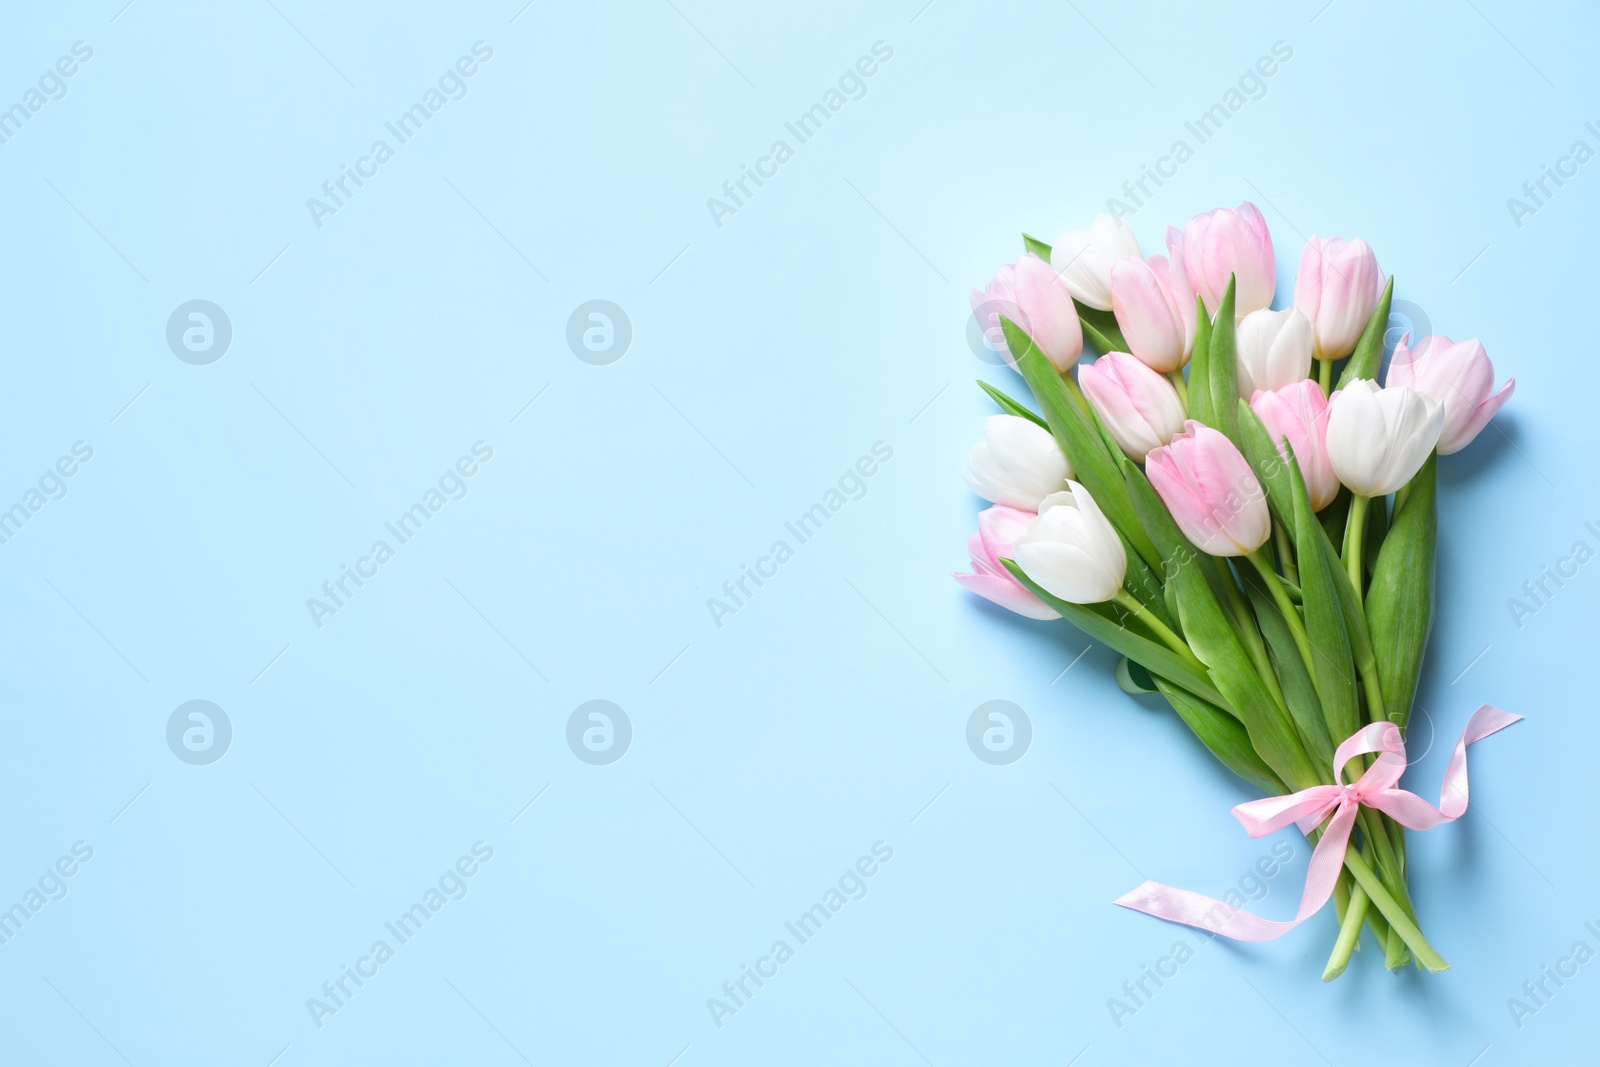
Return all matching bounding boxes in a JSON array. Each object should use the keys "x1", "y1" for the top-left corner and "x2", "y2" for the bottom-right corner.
[
  {"x1": 1002, "y1": 561, "x2": 1230, "y2": 711},
  {"x1": 1116, "y1": 478, "x2": 1320, "y2": 789},
  {"x1": 1153, "y1": 679, "x2": 1286, "y2": 797},
  {"x1": 1319, "y1": 488, "x2": 1351, "y2": 547},
  {"x1": 1116, "y1": 657, "x2": 1158, "y2": 694},
  {"x1": 1075, "y1": 301, "x2": 1128, "y2": 354},
  {"x1": 1186, "y1": 295, "x2": 1214, "y2": 426},
  {"x1": 1363, "y1": 488, "x2": 1390, "y2": 581},
  {"x1": 1315, "y1": 517, "x2": 1378, "y2": 682},
  {"x1": 1022, "y1": 232, "x2": 1052, "y2": 261},
  {"x1": 1207, "y1": 277, "x2": 1240, "y2": 444},
  {"x1": 1242, "y1": 565, "x2": 1334, "y2": 768},
  {"x1": 1336, "y1": 276, "x2": 1395, "y2": 390},
  {"x1": 1121, "y1": 455, "x2": 1235, "y2": 612},
  {"x1": 1122, "y1": 538, "x2": 1178, "y2": 632},
  {"x1": 1288, "y1": 449, "x2": 1361, "y2": 747},
  {"x1": 1001, "y1": 315, "x2": 1161, "y2": 573},
  {"x1": 1236, "y1": 399, "x2": 1294, "y2": 528},
  {"x1": 1366, "y1": 454, "x2": 1437, "y2": 731},
  {"x1": 1095, "y1": 426, "x2": 1180, "y2": 632},
  {"x1": 1168, "y1": 549, "x2": 1320, "y2": 790},
  {"x1": 976, "y1": 380, "x2": 1046, "y2": 428}
]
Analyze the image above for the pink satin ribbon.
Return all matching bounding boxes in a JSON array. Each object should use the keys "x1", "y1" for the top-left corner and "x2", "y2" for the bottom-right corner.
[{"x1": 1114, "y1": 704, "x2": 1521, "y2": 941}]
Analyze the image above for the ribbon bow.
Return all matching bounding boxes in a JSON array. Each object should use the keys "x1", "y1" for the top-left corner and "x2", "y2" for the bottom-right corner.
[{"x1": 1113, "y1": 705, "x2": 1520, "y2": 941}]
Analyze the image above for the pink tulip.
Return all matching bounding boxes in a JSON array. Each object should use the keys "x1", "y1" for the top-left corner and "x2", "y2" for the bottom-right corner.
[
  {"x1": 1168, "y1": 202, "x2": 1275, "y2": 319},
  {"x1": 1011, "y1": 252, "x2": 1084, "y2": 371},
  {"x1": 1111, "y1": 254, "x2": 1196, "y2": 373},
  {"x1": 954, "y1": 505, "x2": 1062, "y2": 620},
  {"x1": 1385, "y1": 334, "x2": 1514, "y2": 455},
  {"x1": 1145, "y1": 421, "x2": 1271, "y2": 557},
  {"x1": 1293, "y1": 236, "x2": 1383, "y2": 361},
  {"x1": 1078, "y1": 351, "x2": 1186, "y2": 461},
  {"x1": 1250, "y1": 381, "x2": 1338, "y2": 510},
  {"x1": 968, "y1": 263, "x2": 1018, "y2": 362}
]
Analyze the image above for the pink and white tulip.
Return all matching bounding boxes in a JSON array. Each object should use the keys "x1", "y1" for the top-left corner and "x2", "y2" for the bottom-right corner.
[
  {"x1": 1051, "y1": 213, "x2": 1141, "y2": 311},
  {"x1": 968, "y1": 262, "x2": 1018, "y2": 363},
  {"x1": 1111, "y1": 254, "x2": 1196, "y2": 373},
  {"x1": 1012, "y1": 483, "x2": 1128, "y2": 604},
  {"x1": 1078, "y1": 351, "x2": 1187, "y2": 462},
  {"x1": 964, "y1": 414, "x2": 1072, "y2": 510},
  {"x1": 1168, "y1": 202, "x2": 1275, "y2": 319},
  {"x1": 1236, "y1": 308, "x2": 1314, "y2": 396},
  {"x1": 1385, "y1": 335, "x2": 1514, "y2": 455},
  {"x1": 954, "y1": 505, "x2": 1062, "y2": 619},
  {"x1": 1324, "y1": 380, "x2": 1444, "y2": 497},
  {"x1": 1146, "y1": 421, "x2": 1271, "y2": 557},
  {"x1": 1011, "y1": 252, "x2": 1084, "y2": 371},
  {"x1": 1250, "y1": 381, "x2": 1338, "y2": 511},
  {"x1": 1293, "y1": 236, "x2": 1384, "y2": 361}
]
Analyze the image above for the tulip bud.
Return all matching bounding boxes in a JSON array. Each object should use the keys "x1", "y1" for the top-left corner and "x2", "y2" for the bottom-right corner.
[
  {"x1": 1324, "y1": 380, "x2": 1444, "y2": 497},
  {"x1": 1110, "y1": 254, "x2": 1196, "y2": 373},
  {"x1": 1250, "y1": 380, "x2": 1338, "y2": 511},
  {"x1": 1146, "y1": 421, "x2": 1271, "y2": 557},
  {"x1": 953, "y1": 505, "x2": 1062, "y2": 619},
  {"x1": 968, "y1": 262, "x2": 1018, "y2": 363},
  {"x1": 1050, "y1": 214, "x2": 1141, "y2": 311},
  {"x1": 1078, "y1": 351, "x2": 1187, "y2": 462},
  {"x1": 1236, "y1": 307, "x2": 1313, "y2": 396},
  {"x1": 1385, "y1": 334, "x2": 1514, "y2": 455},
  {"x1": 1293, "y1": 236, "x2": 1383, "y2": 361},
  {"x1": 1011, "y1": 252, "x2": 1085, "y2": 371},
  {"x1": 964, "y1": 414, "x2": 1072, "y2": 510},
  {"x1": 1168, "y1": 202, "x2": 1276, "y2": 319},
  {"x1": 1012, "y1": 482, "x2": 1128, "y2": 604}
]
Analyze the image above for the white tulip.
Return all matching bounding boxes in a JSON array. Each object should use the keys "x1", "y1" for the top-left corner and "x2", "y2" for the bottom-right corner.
[
  {"x1": 963, "y1": 415, "x2": 1071, "y2": 510},
  {"x1": 1236, "y1": 308, "x2": 1314, "y2": 396},
  {"x1": 1012, "y1": 482, "x2": 1127, "y2": 604},
  {"x1": 1324, "y1": 380, "x2": 1444, "y2": 497},
  {"x1": 1051, "y1": 214, "x2": 1141, "y2": 311}
]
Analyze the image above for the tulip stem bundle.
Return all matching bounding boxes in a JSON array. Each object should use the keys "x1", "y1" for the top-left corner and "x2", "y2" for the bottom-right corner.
[{"x1": 959, "y1": 203, "x2": 1515, "y2": 980}]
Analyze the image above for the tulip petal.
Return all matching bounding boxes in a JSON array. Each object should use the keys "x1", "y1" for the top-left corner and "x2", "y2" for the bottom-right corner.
[
  {"x1": 1440, "y1": 377, "x2": 1514, "y2": 455},
  {"x1": 954, "y1": 571, "x2": 1062, "y2": 619}
]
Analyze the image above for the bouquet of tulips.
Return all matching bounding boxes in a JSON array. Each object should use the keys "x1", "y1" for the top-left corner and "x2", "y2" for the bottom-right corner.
[{"x1": 956, "y1": 203, "x2": 1517, "y2": 979}]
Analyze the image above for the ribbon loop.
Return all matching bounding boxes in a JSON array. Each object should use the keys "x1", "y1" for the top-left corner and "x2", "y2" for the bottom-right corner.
[{"x1": 1113, "y1": 705, "x2": 1520, "y2": 942}]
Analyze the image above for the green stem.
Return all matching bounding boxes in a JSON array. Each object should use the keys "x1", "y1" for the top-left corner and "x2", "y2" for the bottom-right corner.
[
  {"x1": 1343, "y1": 494, "x2": 1371, "y2": 609},
  {"x1": 1318, "y1": 356, "x2": 1333, "y2": 393},
  {"x1": 1324, "y1": 858, "x2": 1371, "y2": 980},
  {"x1": 1388, "y1": 819, "x2": 1407, "y2": 881},
  {"x1": 1358, "y1": 657, "x2": 1387, "y2": 726},
  {"x1": 1275, "y1": 523, "x2": 1299, "y2": 586},
  {"x1": 1385, "y1": 918, "x2": 1411, "y2": 970},
  {"x1": 1167, "y1": 369, "x2": 1188, "y2": 409},
  {"x1": 1246, "y1": 549, "x2": 1315, "y2": 678},
  {"x1": 1111, "y1": 588, "x2": 1192, "y2": 661},
  {"x1": 1342, "y1": 848, "x2": 1447, "y2": 971},
  {"x1": 1359, "y1": 808, "x2": 1407, "y2": 903},
  {"x1": 1365, "y1": 898, "x2": 1393, "y2": 956}
]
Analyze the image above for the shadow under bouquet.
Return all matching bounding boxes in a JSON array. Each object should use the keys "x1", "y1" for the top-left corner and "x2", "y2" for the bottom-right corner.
[{"x1": 957, "y1": 204, "x2": 1518, "y2": 979}]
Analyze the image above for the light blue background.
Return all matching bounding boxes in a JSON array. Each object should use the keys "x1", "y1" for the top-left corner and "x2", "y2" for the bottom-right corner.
[{"x1": 1, "y1": 0, "x2": 1595, "y2": 1063}]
